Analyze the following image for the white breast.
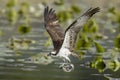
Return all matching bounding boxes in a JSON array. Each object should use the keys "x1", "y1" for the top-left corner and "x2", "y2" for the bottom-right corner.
[{"x1": 57, "y1": 48, "x2": 71, "y2": 62}]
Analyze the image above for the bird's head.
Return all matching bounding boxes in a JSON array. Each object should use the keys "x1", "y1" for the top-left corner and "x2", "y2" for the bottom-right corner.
[{"x1": 47, "y1": 51, "x2": 56, "y2": 56}]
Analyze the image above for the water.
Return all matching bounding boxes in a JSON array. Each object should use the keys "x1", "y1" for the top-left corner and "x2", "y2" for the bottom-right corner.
[
  {"x1": 0, "y1": 1, "x2": 120, "y2": 80},
  {"x1": 0, "y1": 18, "x2": 119, "y2": 80}
]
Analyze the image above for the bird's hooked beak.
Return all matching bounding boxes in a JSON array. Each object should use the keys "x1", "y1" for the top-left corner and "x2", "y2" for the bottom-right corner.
[{"x1": 47, "y1": 51, "x2": 56, "y2": 56}]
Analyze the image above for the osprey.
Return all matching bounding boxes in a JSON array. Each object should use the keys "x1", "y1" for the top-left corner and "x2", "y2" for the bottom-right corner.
[{"x1": 44, "y1": 6, "x2": 100, "y2": 62}]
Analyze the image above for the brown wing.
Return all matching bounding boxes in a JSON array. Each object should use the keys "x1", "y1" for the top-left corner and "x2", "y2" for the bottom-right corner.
[
  {"x1": 44, "y1": 6, "x2": 64, "y2": 51},
  {"x1": 61, "y1": 7, "x2": 100, "y2": 52}
]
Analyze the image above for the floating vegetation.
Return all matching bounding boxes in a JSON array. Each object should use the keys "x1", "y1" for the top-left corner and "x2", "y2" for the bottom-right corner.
[
  {"x1": 0, "y1": 30, "x2": 4, "y2": 36},
  {"x1": 94, "y1": 60, "x2": 106, "y2": 72},
  {"x1": 108, "y1": 7, "x2": 116, "y2": 15},
  {"x1": 18, "y1": 25, "x2": 31, "y2": 34},
  {"x1": 6, "y1": 0, "x2": 17, "y2": 7},
  {"x1": 71, "y1": 5, "x2": 81, "y2": 14},
  {"x1": 108, "y1": 7, "x2": 120, "y2": 32},
  {"x1": 53, "y1": 0, "x2": 64, "y2": 6},
  {"x1": 94, "y1": 41, "x2": 105, "y2": 53},
  {"x1": 56, "y1": 4, "x2": 81, "y2": 22},
  {"x1": 78, "y1": 50, "x2": 86, "y2": 59},
  {"x1": 82, "y1": 19, "x2": 99, "y2": 33},
  {"x1": 44, "y1": 31, "x2": 52, "y2": 47},
  {"x1": 104, "y1": 75, "x2": 120, "y2": 80},
  {"x1": 109, "y1": 60, "x2": 120, "y2": 71},
  {"x1": 5, "y1": 0, "x2": 31, "y2": 26},
  {"x1": 44, "y1": 37, "x2": 52, "y2": 47},
  {"x1": 6, "y1": 0, "x2": 18, "y2": 24},
  {"x1": 18, "y1": 2, "x2": 29, "y2": 16},
  {"x1": 7, "y1": 37, "x2": 36, "y2": 50},
  {"x1": 57, "y1": 10, "x2": 72, "y2": 22},
  {"x1": 6, "y1": 8, "x2": 18, "y2": 24},
  {"x1": 75, "y1": 19, "x2": 104, "y2": 53},
  {"x1": 89, "y1": 57, "x2": 106, "y2": 72},
  {"x1": 114, "y1": 34, "x2": 120, "y2": 50},
  {"x1": 75, "y1": 33, "x2": 92, "y2": 50},
  {"x1": 85, "y1": 53, "x2": 120, "y2": 73},
  {"x1": 24, "y1": 53, "x2": 54, "y2": 65}
]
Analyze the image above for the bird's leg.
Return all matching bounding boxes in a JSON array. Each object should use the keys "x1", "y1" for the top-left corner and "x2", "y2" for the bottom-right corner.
[{"x1": 63, "y1": 58, "x2": 70, "y2": 63}]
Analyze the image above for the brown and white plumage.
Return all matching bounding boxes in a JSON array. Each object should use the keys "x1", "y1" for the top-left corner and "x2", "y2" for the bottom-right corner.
[
  {"x1": 44, "y1": 6, "x2": 100, "y2": 62},
  {"x1": 44, "y1": 6, "x2": 64, "y2": 52},
  {"x1": 61, "y1": 7, "x2": 100, "y2": 52}
]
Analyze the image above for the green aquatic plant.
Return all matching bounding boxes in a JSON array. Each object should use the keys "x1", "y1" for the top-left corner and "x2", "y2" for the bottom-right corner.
[
  {"x1": 6, "y1": 8, "x2": 18, "y2": 24},
  {"x1": 6, "y1": 0, "x2": 18, "y2": 24},
  {"x1": 44, "y1": 37, "x2": 52, "y2": 47},
  {"x1": 109, "y1": 60, "x2": 120, "y2": 72},
  {"x1": 18, "y1": 2, "x2": 29, "y2": 16},
  {"x1": 56, "y1": 5, "x2": 81, "y2": 22},
  {"x1": 75, "y1": 33, "x2": 92, "y2": 50},
  {"x1": 108, "y1": 7, "x2": 116, "y2": 15},
  {"x1": 77, "y1": 50, "x2": 86, "y2": 59},
  {"x1": 71, "y1": 5, "x2": 81, "y2": 14},
  {"x1": 6, "y1": 0, "x2": 17, "y2": 7},
  {"x1": 90, "y1": 57, "x2": 106, "y2": 73},
  {"x1": 53, "y1": 0, "x2": 64, "y2": 6},
  {"x1": 108, "y1": 7, "x2": 120, "y2": 31},
  {"x1": 15, "y1": 51, "x2": 22, "y2": 56},
  {"x1": 7, "y1": 37, "x2": 35, "y2": 50},
  {"x1": 25, "y1": 53, "x2": 54, "y2": 65},
  {"x1": 94, "y1": 41, "x2": 105, "y2": 53},
  {"x1": 57, "y1": 10, "x2": 72, "y2": 22},
  {"x1": 75, "y1": 19, "x2": 104, "y2": 52},
  {"x1": 82, "y1": 19, "x2": 99, "y2": 33},
  {"x1": 87, "y1": 54, "x2": 120, "y2": 73},
  {"x1": 17, "y1": 2, "x2": 32, "y2": 33},
  {"x1": 114, "y1": 34, "x2": 120, "y2": 50},
  {"x1": 0, "y1": 30, "x2": 4, "y2": 36},
  {"x1": 104, "y1": 75, "x2": 120, "y2": 80},
  {"x1": 18, "y1": 25, "x2": 31, "y2": 34},
  {"x1": 5, "y1": 1, "x2": 31, "y2": 25},
  {"x1": 95, "y1": 59, "x2": 106, "y2": 72},
  {"x1": 82, "y1": 19, "x2": 102, "y2": 40}
]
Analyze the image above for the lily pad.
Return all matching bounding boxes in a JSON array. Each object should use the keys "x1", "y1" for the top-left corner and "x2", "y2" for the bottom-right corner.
[
  {"x1": 94, "y1": 41, "x2": 105, "y2": 53},
  {"x1": 18, "y1": 25, "x2": 31, "y2": 34},
  {"x1": 24, "y1": 53, "x2": 54, "y2": 65},
  {"x1": 114, "y1": 34, "x2": 120, "y2": 49},
  {"x1": 6, "y1": 0, "x2": 17, "y2": 7}
]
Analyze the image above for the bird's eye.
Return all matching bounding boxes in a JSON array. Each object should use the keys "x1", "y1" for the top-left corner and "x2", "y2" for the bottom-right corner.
[{"x1": 47, "y1": 51, "x2": 56, "y2": 56}]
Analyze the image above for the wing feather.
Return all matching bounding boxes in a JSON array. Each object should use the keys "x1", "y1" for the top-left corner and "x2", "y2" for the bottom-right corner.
[
  {"x1": 61, "y1": 7, "x2": 100, "y2": 52},
  {"x1": 44, "y1": 6, "x2": 64, "y2": 51}
]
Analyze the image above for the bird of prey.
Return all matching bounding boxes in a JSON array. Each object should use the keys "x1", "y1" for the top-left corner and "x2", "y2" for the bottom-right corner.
[{"x1": 44, "y1": 6, "x2": 100, "y2": 62}]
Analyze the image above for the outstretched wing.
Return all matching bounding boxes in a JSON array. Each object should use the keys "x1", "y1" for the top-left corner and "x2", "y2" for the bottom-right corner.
[
  {"x1": 44, "y1": 6, "x2": 64, "y2": 51},
  {"x1": 60, "y1": 7, "x2": 100, "y2": 52}
]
